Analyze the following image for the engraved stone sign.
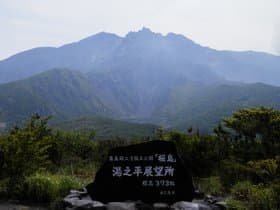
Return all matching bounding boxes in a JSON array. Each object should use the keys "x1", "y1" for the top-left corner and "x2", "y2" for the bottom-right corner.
[{"x1": 86, "y1": 140, "x2": 195, "y2": 203}]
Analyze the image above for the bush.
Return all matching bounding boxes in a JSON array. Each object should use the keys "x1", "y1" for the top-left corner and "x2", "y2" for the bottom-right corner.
[
  {"x1": 0, "y1": 115, "x2": 62, "y2": 195},
  {"x1": 271, "y1": 181, "x2": 280, "y2": 209},
  {"x1": 247, "y1": 159, "x2": 278, "y2": 184},
  {"x1": 230, "y1": 181, "x2": 276, "y2": 210},
  {"x1": 249, "y1": 185, "x2": 274, "y2": 210},
  {"x1": 22, "y1": 173, "x2": 83, "y2": 203},
  {"x1": 0, "y1": 178, "x2": 8, "y2": 198},
  {"x1": 167, "y1": 132, "x2": 220, "y2": 177},
  {"x1": 195, "y1": 176, "x2": 223, "y2": 196},
  {"x1": 230, "y1": 181, "x2": 253, "y2": 201},
  {"x1": 226, "y1": 199, "x2": 248, "y2": 210},
  {"x1": 219, "y1": 159, "x2": 255, "y2": 188}
]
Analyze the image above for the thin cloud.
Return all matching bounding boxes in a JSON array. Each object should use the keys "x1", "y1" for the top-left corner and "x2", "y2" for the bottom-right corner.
[
  {"x1": 1, "y1": 0, "x2": 280, "y2": 59},
  {"x1": 273, "y1": 24, "x2": 280, "y2": 55}
]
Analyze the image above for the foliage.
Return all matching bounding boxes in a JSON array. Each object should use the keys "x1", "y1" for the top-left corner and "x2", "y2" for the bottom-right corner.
[
  {"x1": 226, "y1": 198, "x2": 248, "y2": 210},
  {"x1": 195, "y1": 176, "x2": 223, "y2": 196},
  {"x1": 1, "y1": 107, "x2": 280, "y2": 206},
  {"x1": 22, "y1": 173, "x2": 83, "y2": 203},
  {"x1": 223, "y1": 106, "x2": 280, "y2": 158},
  {"x1": 166, "y1": 131, "x2": 220, "y2": 177},
  {"x1": 230, "y1": 181, "x2": 254, "y2": 201},
  {"x1": 229, "y1": 181, "x2": 276, "y2": 210},
  {"x1": 55, "y1": 131, "x2": 96, "y2": 162},
  {"x1": 247, "y1": 159, "x2": 278, "y2": 184},
  {"x1": 219, "y1": 160, "x2": 256, "y2": 188},
  {"x1": 0, "y1": 114, "x2": 61, "y2": 195}
]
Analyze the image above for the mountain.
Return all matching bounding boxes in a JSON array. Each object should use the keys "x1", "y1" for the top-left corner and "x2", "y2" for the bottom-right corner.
[
  {"x1": 206, "y1": 51, "x2": 280, "y2": 86},
  {"x1": 155, "y1": 82, "x2": 280, "y2": 132},
  {"x1": 1, "y1": 28, "x2": 280, "y2": 132},
  {"x1": 0, "y1": 33, "x2": 121, "y2": 84},
  {"x1": 1, "y1": 69, "x2": 280, "y2": 132},
  {"x1": 1, "y1": 28, "x2": 280, "y2": 85},
  {"x1": 0, "y1": 69, "x2": 112, "y2": 126},
  {"x1": 53, "y1": 117, "x2": 158, "y2": 139}
]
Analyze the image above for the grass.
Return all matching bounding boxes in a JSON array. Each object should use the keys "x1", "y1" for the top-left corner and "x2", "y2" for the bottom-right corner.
[
  {"x1": 194, "y1": 176, "x2": 224, "y2": 196},
  {"x1": 22, "y1": 173, "x2": 85, "y2": 203}
]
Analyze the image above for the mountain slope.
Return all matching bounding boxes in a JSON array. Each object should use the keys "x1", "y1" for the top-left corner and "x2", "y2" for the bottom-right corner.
[
  {"x1": 0, "y1": 33, "x2": 121, "y2": 84},
  {"x1": 206, "y1": 51, "x2": 280, "y2": 86},
  {"x1": 0, "y1": 69, "x2": 112, "y2": 126},
  {"x1": 1, "y1": 69, "x2": 280, "y2": 132},
  {"x1": 156, "y1": 82, "x2": 280, "y2": 132},
  {"x1": 54, "y1": 117, "x2": 158, "y2": 139}
]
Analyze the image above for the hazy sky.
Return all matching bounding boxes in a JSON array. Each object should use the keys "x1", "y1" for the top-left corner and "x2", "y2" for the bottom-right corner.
[{"x1": 1, "y1": 0, "x2": 280, "y2": 60}]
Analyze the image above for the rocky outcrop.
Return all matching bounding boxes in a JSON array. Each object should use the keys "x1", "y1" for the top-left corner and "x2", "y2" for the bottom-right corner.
[{"x1": 63, "y1": 189, "x2": 227, "y2": 210}]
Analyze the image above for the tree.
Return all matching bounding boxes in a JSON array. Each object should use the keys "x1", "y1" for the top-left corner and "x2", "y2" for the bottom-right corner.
[
  {"x1": 0, "y1": 114, "x2": 60, "y2": 194},
  {"x1": 220, "y1": 107, "x2": 280, "y2": 158}
]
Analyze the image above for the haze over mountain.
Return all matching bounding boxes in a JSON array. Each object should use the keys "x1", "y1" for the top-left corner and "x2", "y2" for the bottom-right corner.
[
  {"x1": 1, "y1": 28, "x2": 280, "y2": 85},
  {"x1": 0, "y1": 28, "x2": 280, "y2": 132},
  {"x1": 0, "y1": 68, "x2": 280, "y2": 132}
]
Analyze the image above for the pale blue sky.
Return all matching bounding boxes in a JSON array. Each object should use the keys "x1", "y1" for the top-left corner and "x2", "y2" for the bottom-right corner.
[{"x1": 1, "y1": 0, "x2": 280, "y2": 60}]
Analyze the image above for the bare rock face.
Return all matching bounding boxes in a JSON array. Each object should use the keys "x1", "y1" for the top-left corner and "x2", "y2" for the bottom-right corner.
[{"x1": 86, "y1": 140, "x2": 195, "y2": 203}]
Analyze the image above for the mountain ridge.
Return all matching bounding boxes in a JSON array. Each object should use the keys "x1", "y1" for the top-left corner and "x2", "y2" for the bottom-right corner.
[
  {"x1": 1, "y1": 28, "x2": 280, "y2": 85},
  {"x1": 1, "y1": 28, "x2": 280, "y2": 132}
]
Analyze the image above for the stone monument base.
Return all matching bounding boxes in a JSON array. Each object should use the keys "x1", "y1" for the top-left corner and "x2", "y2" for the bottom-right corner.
[{"x1": 63, "y1": 188, "x2": 227, "y2": 210}]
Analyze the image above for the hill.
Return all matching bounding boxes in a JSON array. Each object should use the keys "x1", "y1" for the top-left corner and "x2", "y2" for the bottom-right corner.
[{"x1": 0, "y1": 69, "x2": 112, "y2": 127}]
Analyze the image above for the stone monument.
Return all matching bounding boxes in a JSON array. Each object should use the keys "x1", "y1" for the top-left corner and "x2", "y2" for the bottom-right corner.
[{"x1": 86, "y1": 140, "x2": 195, "y2": 203}]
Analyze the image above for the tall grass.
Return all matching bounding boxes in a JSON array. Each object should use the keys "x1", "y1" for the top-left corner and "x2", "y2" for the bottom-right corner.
[
  {"x1": 22, "y1": 173, "x2": 84, "y2": 203},
  {"x1": 194, "y1": 176, "x2": 224, "y2": 196}
]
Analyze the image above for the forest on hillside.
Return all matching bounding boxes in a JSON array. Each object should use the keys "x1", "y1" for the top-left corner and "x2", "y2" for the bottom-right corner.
[{"x1": 0, "y1": 106, "x2": 280, "y2": 209}]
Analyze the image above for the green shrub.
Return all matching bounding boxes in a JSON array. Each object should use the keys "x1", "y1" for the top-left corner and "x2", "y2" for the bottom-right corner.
[
  {"x1": 195, "y1": 176, "x2": 223, "y2": 196},
  {"x1": 249, "y1": 185, "x2": 274, "y2": 210},
  {"x1": 219, "y1": 159, "x2": 255, "y2": 188},
  {"x1": 230, "y1": 181, "x2": 276, "y2": 210},
  {"x1": 0, "y1": 178, "x2": 8, "y2": 198},
  {"x1": 270, "y1": 181, "x2": 280, "y2": 208},
  {"x1": 0, "y1": 115, "x2": 62, "y2": 196},
  {"x1": 23, "y1": 174, "x2": 56, "y2": 202},
  {"x1": 226, "y1": 199, "x2": 248, "y2": 210},
  {"x1": 22, "y1": 173, "x2": 83, "y2": 203},
  {"x1": 57, "y1": 176, "x2": 81, "y2": 196},
  {"x1": 230, "y1": 181, "x2": 253, "y2": 201},
  {"x1": 247, "y1": 159, "x2": 278, "y2": 184}
]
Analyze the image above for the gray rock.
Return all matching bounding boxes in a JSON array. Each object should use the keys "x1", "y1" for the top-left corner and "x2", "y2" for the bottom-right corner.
[
  {"x1": 106, "y1": 202, "x2": 136, "y2": 210},
  {"x1": 135, "y1": 201, "x2": 153, "y2": 210},
  {"x1": 62, "y1": 189, "x2": 227, "y2": 210},
  {"x1": 65, "y1": 200, "x2": 105, "y2": 210},
  {"x1": 63, "y1": 194, "x2": 105, "y2": 210},
  {"x1": 63, "y1": 196, "x2": 80, "y2": 206},
  {"x1": 214, "y1": 201, "x2": 227, "y2": 210},
  {"x1": 70, "y1": 189, "x2": 88, "y2": 196},
  {"x1": 171, "y1": 201, "x2": 211, "y2": 210},
  {"x1": 153, "y1": 202, "x2": 169, "y2": 209}
]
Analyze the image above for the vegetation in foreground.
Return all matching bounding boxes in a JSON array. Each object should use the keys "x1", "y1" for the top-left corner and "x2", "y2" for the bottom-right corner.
[{"x1": 0, "y1": 106, "x2": 280, "y2": 209}]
